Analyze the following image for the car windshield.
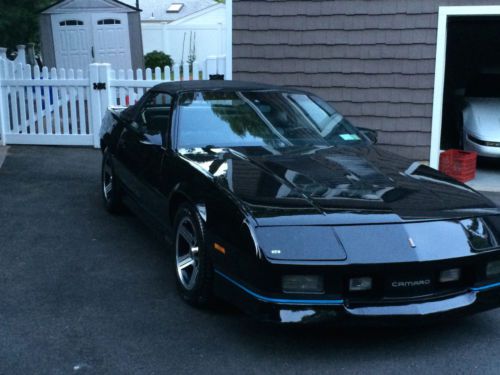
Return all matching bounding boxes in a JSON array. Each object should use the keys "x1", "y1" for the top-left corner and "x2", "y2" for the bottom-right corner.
[{"x1": 177, "y1": 90, "x2": 367, "y2": 149}]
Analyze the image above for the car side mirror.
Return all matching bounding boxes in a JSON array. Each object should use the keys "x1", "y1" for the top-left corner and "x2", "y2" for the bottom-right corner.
[{"x1": 358, "y1": 127, "x2": 378, "y2": 144}]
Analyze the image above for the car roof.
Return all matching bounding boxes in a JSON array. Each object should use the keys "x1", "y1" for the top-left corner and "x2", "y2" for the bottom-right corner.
[{"x1": 150, "y1": 80, "x2": 305, "y2": 95}]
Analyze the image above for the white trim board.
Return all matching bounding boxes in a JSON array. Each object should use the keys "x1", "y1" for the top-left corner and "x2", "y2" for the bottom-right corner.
[
  {"x1": 225, "y1": 0, "x2": 233, "y2": 80},
  {"x1": 430, "y1": 5, "x2": 500, "y2": 168},
  {"x1": 42, "y1": 0, "x2": 135, "y2": 14}
]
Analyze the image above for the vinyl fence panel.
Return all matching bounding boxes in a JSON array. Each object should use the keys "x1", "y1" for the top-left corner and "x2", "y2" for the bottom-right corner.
[{"x1": 0, "y1": 56, "x2": 227, "y2": 147}]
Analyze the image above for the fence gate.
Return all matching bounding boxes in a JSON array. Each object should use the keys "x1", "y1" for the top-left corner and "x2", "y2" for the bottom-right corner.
[
  {"x1": 0, "y1": 55, "x2": 227, "y2": 147},
  {"x1": 0, "y1": 59, "x2": 93, "y2": 146}
]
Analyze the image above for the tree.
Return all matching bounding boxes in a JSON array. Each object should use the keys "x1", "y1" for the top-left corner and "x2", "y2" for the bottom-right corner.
[
  {"x1": 0, "y1": 0, "x2": 58, "y2": 53},
  {"x1": 144, "y1": 51, "x2": 174, "y2": 70}
]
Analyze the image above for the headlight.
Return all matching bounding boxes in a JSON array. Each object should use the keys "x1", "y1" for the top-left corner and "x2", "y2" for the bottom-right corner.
[
  {"x1": 460, "y1": 218, "x2": 496, "y2": 252},
  {"x1": 439, "y1": 268, "x2": 461, "y2": 283},
  {"x1": 487, "y1": 260, "x2": 500, "y2": 278},
  {"x1": 468, "y1": 135, "x2": 500, "y2": 147},
  {"x1": 349, "y1": 277, "x2": 372, "y2": 291},
  {"x1": 282, "y1": 275, "x2": 324, "y2": 294},
  {"x1": 255, "y1": 226, "x2": 347, "y2": 261}
]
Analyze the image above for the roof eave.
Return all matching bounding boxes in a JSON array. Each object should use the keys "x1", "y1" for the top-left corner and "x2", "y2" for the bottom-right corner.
[{"x1": 39, "y1": 0, "x2": 141, "y2": 14}]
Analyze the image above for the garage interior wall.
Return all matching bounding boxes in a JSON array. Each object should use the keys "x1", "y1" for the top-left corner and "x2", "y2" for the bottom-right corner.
[
  {"x1": 232, "y1": 0, "x2": 500, "y2": 160},
  {"x1": 441, "y1": 16, "x2": 500, "y2": 150}
]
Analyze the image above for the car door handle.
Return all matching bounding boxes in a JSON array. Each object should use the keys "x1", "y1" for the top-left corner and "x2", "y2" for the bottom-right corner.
[{"x1": 91, "y1": 46, "x2": 95, "y2": 59}]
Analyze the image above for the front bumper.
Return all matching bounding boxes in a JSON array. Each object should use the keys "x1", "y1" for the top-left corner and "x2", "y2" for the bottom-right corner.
[
  {"x1": 464, "y1": 134, "x2": 500, "y2": 158},
  {"x1": 214, "y1": 270, "x2": 500, "y2": 324}
]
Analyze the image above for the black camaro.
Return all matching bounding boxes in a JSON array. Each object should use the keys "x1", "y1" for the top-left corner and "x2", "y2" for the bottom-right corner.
[{"x1": 100, "y1": 80, "x2": 500, "y2": 323}]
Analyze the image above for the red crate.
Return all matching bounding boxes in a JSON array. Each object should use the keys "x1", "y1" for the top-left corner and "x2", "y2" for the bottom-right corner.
[{"x1": 439, "y1": 149, "x2": 477, "y2": 183}]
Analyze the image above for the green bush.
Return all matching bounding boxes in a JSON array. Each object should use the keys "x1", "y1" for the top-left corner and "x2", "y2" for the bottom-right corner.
[{"x1": 144, "y1": 51, "x2": 174, "y2": 69}]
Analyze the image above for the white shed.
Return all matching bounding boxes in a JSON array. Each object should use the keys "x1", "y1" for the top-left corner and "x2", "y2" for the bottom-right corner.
[{"x1": 39, "y1": 0, "x2": 144, "y2": 71}]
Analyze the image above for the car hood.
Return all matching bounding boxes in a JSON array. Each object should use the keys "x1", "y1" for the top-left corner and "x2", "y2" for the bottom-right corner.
[
  {"x1": 179, "y1": 145, "x2": 498, "y2": 225},
  {"x1": 464, "y1": 97, "x2": 500, "y2": 141}
]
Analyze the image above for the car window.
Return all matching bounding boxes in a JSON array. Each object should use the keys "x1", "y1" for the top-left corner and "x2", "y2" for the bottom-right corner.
[
  {"x1": 135, "y1": 93, "x2": 172, "y2": 145},
  {"x1": 177, "y1": 92, "x2": 276, "y2": 149},
  {"x1": 176, "y1": 91, "x2": 366, "y2": 150}
]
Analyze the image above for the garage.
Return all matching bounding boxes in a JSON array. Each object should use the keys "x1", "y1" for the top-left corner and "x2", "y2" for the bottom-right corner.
[
  {"x1": 39, "y1": 0, "x2": 144, "y2": 71},
  {"x1": 432, "y1": 6, "x2": 500, "y2": 192}
]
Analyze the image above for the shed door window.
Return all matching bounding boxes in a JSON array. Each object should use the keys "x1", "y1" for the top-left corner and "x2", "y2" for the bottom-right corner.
[
  {"x1": 59, "y1": 20, "x2": 84, "y2": 26},
  {"x1": 97, "y1": 19, "x2": 121, "y2": 25}
]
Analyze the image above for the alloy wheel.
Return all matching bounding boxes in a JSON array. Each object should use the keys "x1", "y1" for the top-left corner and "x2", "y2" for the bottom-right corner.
[
  {"x1": 102, "y1": 161, "x2": 113, "y2": 201},
  {"x1": 175, "y1": 216, "x2": 200, "y2": 290}
]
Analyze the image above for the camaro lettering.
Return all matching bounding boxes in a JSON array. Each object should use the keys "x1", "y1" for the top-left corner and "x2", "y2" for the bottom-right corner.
[{"x1": 391, "y1": 280, "x2": 431, "y2": 288}]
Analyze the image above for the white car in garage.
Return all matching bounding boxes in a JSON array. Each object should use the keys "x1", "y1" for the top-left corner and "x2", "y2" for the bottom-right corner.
[{"x1": 461, "y1": 75, "x2": 500, "y2": 157}]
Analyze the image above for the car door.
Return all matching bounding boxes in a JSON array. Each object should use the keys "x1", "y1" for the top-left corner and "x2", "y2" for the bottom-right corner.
[{"x1": 114, "y1": 92, "x2": 173, "y2": 225}]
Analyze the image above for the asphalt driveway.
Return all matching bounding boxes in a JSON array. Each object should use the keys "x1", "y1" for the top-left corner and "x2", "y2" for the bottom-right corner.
[{"x1": 1, "y1": 146, "x2": 500, "y2": 375}]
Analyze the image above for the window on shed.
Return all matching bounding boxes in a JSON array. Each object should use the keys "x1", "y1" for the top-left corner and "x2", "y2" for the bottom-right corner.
[
  {"x1": 59, "y1": 20, "x2": 84, "y2": 26},
  {"x1": 97, "y1": 19, "x2": 122, "y2": 25},
  {"x1": 167, "y1": 3, "x2": 184, "y2": 13}
]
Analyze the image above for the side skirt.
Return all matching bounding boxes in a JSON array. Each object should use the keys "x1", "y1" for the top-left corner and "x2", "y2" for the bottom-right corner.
[{"x1": 122, "y1": 194, "x2": 174, "y2": 246}]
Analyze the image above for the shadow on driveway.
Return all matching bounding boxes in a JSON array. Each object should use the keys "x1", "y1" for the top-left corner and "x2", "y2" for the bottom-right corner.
[{"x1": 1, "y1": 146, "x2": 500, "y2": 374}]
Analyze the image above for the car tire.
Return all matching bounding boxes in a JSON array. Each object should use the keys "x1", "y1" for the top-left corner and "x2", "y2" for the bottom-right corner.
[
  {"x1": 173, "y1": 202, "x2": 214, "y2": 307},
  {"x1": 101, "y1": 149, "x2": 124, "y2": 214}
]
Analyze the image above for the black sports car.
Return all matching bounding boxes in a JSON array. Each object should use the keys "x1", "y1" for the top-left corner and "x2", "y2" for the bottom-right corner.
[{"x1": 100, "y1": 80, "x2": 500, "y2": 323}]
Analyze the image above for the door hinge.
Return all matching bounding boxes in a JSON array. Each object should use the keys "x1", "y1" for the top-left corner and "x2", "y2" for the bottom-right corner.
[{"x1": 93, "y1": 82, "x2": 106, "y2": 90}]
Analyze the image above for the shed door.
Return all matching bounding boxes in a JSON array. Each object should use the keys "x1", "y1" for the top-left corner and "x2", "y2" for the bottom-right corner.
[
  {"x1": 52, "y1": 14, "x2": 92, "y2": 71},
  {"x1": 92, "y1": 13, "x2": 132, "y2": 71}
]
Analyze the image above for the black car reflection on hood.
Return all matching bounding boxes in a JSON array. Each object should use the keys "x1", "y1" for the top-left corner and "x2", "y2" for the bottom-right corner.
[{"x1": 179, "y1": 144, "x2": 496, "y2": 224}]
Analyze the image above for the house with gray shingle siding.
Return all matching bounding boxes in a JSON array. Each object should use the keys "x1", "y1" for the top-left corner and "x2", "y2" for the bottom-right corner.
[{"x1": 231, "y1": 0, "x2": 500, "y2": 163}]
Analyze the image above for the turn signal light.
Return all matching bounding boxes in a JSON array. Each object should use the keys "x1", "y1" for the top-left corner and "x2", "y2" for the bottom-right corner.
[
  {"x1": 439, "y1": 268, "x2": 461, "y2": 283},
  {"x1": 349, "y1": 277, "x2": 372, "y2": 291},
  {"x1": 282, "y1": 275, "x2": 324, "y2": 294},
  {"x1": 213, "y1": 243, "x2": 226, "y2": 255},
  {"x1": 487, "y1": 261, "x2": 500, "y2": 278}
]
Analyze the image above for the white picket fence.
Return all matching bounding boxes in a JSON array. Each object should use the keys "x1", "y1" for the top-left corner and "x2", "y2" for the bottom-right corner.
[{"x1": 0, "y1": 55, "x2": 227, "y2": 147}]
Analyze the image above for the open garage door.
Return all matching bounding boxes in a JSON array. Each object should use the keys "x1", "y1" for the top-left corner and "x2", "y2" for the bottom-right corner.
[
  {"x1": 432, "y1": 7, "x2": 500, "y2": 192},
  {"x1": 441, "y1": 17, "x2": 500, "y2": 155}
]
